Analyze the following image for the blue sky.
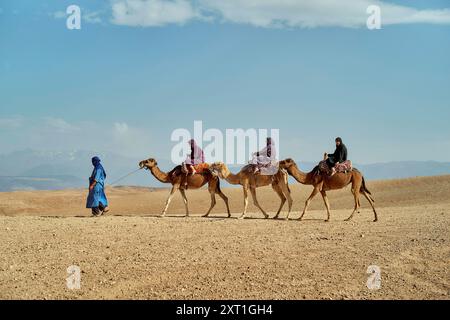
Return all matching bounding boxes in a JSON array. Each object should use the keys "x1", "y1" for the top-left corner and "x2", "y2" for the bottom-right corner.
[{"x1": 1, "y1": 0, "x2": 450, "y2": 163}]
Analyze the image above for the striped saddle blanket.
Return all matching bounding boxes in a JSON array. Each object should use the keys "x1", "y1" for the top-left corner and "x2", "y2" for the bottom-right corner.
[
  {"x1": 319, "y1": 160, "x2": 353, "y2": 174},
  {"x1": 335, "y1": 160, "x2": 353, "y2": 172}
]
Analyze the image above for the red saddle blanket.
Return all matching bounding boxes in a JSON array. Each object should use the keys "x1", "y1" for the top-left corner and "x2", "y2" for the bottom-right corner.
[
  {"x1": 319, "y1": 160, "x2": 353, "y2": 174},
  {"x1": 193, "y1": 163, "x2": 210, "y2": 174},
  {"x1": 182, "y1": 163, "x2": 210, "y2": 174},
  {"x1": 335, "y1": 160, "x2": 352, "y2": 172}
]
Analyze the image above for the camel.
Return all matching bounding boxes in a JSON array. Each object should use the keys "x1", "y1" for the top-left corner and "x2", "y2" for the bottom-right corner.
[
  {"x1": 138, "y1": 158, "x2": 230, "y2": 217},
  {"x1": 209, "y1": 162, "x2": 293, "y2": 219},
  {"x1": 278, "y1": 158, "x2": 378, "y2": 222}
]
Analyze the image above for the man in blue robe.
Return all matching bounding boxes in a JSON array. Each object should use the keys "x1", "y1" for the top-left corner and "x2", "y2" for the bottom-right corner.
[{"x1": 86, "y1": 156, "x2": 109, "y2": 216}]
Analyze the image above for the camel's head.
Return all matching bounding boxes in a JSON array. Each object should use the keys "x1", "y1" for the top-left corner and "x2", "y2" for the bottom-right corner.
[
  {"x1": 209, "y1": 162, "x2": 226, "y2": 179},
  {"x1": 139, "y1": 158, "x2": 157, "y2": 170},
  {"x1": 279, "y1": 158, "x2": 297, "y2": 170}
]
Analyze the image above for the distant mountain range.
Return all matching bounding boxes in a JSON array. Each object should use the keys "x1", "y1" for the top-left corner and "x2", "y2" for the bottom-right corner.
[
  {"x1": 0, "y1": 149, "x2": 449, "y2": 191},
  {"x1": 0, "y1": 149, "x2": 147, "y2": 191}
]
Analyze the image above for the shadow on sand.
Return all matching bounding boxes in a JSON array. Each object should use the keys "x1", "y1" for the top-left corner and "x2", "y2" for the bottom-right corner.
[{"x1": 36, "y1": 214, "x2": 331, "y2": 222}]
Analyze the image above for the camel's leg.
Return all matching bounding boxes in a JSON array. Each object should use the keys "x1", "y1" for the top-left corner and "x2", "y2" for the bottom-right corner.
[
  {"x1": 179, "y1": 189, "x2": 189, "y2": 217},
  {"x1": 239, "y1": 185, "x2": 249, "y2": 219},
  {"x1": 345, "y1": 187, "x2": 361, "y2": 222},
  {"x1": 161, "y1": 185, "x2": 177, "y2": 217},
  {"x1": 362, "y1": 191, "x2": 378, "y2": 222},
  {"x1": 280, "y1": 181, "x2": 293, "y2": 220},
  {"x1": 271, "y1": 183, "x2": 286, "y2": 219},
  {"x1": 250, "y1": 186, "x2": 268, "y2": 219},
  {"x1": 320, "y1": 190, "x2": 331, "y2": 222},
  {"x1": 299, "y1": 187, "x2": 320, "y2": 220},
  {"x1": 203, "y1": 189, "x2": 216, "y2": 218},
  {"x1": 216, "y1": 191, "x2": 231, "y2": 217},
  {"x1": 353, "y1": 188, "x2": 361, "y2": 208}
]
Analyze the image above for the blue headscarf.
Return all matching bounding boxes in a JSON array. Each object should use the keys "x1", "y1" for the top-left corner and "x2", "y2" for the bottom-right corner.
[{"x1": 91, "y1": 156, "x2": 106, "y2": 178}]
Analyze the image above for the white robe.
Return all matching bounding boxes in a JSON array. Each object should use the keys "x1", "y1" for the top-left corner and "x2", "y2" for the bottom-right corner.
[{"x1": 250, "y1": 143, "x2": 279, "y2": 175}]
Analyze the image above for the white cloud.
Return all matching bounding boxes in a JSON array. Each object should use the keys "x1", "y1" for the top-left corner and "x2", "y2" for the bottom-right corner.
[
  {"x1": 109, "y1": 0, "x2": 450, "y2": 28},
  {"x1": 52, "y1": 11, "x2": 66, "y2": 19},
  {"x1": 114, "y1": 122, "x2": 129, "y2": 134},
  {"x1": 0, "y1": 116, "x2": 24, "y2": 129},
  {"x1": 84, "y1": 11, "x2": 103, "y2": 24},
  {"x1": 0, "y1": 116, "x2": 152, "y2": 158},
  {"x1": 111, "y1": 0, "x2": 199, "y2": 26},
  {"x1": 110, "y1": 122, "x2": 153, "y2": 156},
  {"x1": 199, "y1": 0, "x2": 450, "y2": 28},
  {"x1": 44, "y1": 117, "x2": 79, "y2": 132},
  {"x1": 52, "y1": 9, "x2": 103, "y2": 24}
]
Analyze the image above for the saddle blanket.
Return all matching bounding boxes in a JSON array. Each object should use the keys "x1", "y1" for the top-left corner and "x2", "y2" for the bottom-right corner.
[
  {"x1": 243, "y1": 162, "x2": 279, "y2": 175},
  {"x1": 182, "y1": 163, "x2": 210, "y2": 174},
  {"x1": 335, "y1": 160, "x2": 353, "y2": 172},
  {"x1": 319, "y1": 160, "x2": 353, "y2": 174}
]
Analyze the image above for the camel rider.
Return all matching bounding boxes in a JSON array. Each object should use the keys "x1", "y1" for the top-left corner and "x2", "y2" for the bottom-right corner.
[
  {"x1": 184, "y1": 139, "x2": 205, "y2": 175},
  {"x1": 86, "y1": 156, "x2": 109, "y2": 216},
  {"x1": 250, "y1": 137, "x2": 279, "y2": 175},
  {"x1": 177, "y1": 139, "x2": 205, "y2": 187},
  {"x1": 326, "y1": 137, "x2": 348, "y2": 176}
]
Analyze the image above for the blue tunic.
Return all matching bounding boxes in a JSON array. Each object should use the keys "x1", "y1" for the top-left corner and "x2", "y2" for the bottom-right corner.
[{"x1": 86, "y1": 166, "x2": 108, "y2": 208}]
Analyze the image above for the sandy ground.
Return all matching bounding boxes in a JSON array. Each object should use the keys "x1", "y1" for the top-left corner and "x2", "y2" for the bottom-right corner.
[{"x1": 0, "y1": 175, "x2": 449, "y2": 300}]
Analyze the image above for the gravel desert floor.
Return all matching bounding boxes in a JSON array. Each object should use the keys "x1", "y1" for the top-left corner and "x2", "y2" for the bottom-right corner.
[{"x1": 0, "y1": 175, "x2": 449, "y2": 300}]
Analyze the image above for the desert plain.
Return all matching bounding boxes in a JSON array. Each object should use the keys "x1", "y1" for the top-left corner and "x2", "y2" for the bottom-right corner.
[{"x1": 0, "y1": 175, "x2": 449, "y2": 299}]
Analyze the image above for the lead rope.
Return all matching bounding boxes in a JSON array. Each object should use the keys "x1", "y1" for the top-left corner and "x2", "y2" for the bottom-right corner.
[{"x1": 107, "y1": 167, "x2": 143, "y2": 187}]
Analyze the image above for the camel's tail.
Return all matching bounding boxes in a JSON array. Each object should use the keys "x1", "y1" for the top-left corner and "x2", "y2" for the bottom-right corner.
[{"x1": 360, "y1": 175, "x2": 375, "y2": 202}]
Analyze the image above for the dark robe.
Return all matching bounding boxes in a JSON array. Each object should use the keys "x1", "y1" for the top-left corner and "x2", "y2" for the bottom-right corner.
[{"x1": 326, "y1": 143, "x2": 348, "y2": 167}]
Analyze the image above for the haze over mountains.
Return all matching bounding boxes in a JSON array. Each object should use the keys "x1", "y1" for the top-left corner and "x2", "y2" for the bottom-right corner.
[{"x1": 0, "y1": 149, "x2": 450, "y2": 191}]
